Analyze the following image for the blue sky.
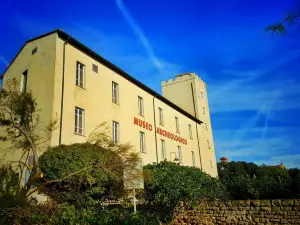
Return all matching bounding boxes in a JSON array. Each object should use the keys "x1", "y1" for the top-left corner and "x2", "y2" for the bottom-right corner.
[{"x1": 1, "y1": 0, "x2": 300, "y2": 168}]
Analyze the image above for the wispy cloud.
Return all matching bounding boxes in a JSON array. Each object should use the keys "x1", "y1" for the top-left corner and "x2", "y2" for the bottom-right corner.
[
  {"x1": 255, "y1": 154, "x2": 300, "y2": 168},
  {"x1": 116, "y1": 0, "x2": 163, "y2": 71},
  {"x1": 0, "y1": 57, "x2": 9, "y2": 66}
]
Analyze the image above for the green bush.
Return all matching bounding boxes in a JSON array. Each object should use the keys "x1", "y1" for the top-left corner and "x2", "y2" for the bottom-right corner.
[
  {"x1": 39, "y1": 143, "x2": 126, "y2": 203},
  {"x1": 143, "y1": 161, "x2": 227, "y2": 221}
]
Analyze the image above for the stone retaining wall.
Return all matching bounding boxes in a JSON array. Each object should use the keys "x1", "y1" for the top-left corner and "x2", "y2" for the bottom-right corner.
[{"x1": 171, "y1": 199, "x2": 300, "y2": 225}]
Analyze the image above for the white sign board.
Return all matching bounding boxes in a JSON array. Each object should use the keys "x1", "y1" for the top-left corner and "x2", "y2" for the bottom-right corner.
[{"x1": 123, "y1": 159, "x2": 144, "y2": 190}]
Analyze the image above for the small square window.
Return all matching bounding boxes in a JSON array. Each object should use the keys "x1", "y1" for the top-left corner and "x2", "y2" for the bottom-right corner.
[
  {"x1": 32, "y1": 47, "x2": 37, "y2": 55},
  {"x1": 92, "y1": 64, "x2": 98, "y2": 73}
]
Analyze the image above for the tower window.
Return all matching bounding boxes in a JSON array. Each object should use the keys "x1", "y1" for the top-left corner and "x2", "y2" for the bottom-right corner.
[
  {"x1": 32, "y1": 47, "x2": 38, "y2": 55},
  {"x1": 21, "y1": 70, "x2": 28, "y2": 93}
]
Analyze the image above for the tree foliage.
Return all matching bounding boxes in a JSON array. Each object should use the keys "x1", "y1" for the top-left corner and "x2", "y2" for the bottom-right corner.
[
  {"x1": 218, "y1": 161, "x2": 300, "y2": 200},
  {"x1": 0, "y1": 78, "x2": 57, "y2": 192}
]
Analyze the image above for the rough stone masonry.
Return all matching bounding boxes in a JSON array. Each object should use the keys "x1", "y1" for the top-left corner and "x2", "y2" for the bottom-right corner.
[{"x1": 171, "y1": 199, "x2": 300, "y2": 225}]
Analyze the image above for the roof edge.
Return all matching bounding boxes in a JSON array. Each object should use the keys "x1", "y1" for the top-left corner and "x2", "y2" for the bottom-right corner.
[{"x1": 1, "y1": 29, "x2": 202, "y2": 124}]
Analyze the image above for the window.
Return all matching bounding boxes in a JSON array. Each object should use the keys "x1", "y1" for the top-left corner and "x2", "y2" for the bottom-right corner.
[
  {"x1": 74, "y1": 107, "x2": 84, "y2": 135},
  {"x1": 76, "y1": 62, "x2": 85, "y2": 88},
  {"x1": 32, "y1": 47, "x2": 37, "y2": 55},
  {"x1": 192, "y1": 151, "x2": 195, "y2": 166},
  {"x1": 203, "y1": 107, "x2": 205, "y2": 114},
  {"x1": 92, "y1": 64, "x2": 98, "y2": 73},
  {"x1": 205, "y1": 123, "x2": 208, "y2": 130},
  {"x1": 161, "y1": 139, "x2": 166, "y2": 160},
  {"x1": 112, "y1": 82, "x2": 119, "y2": 104},
  {"x1": 140, "y1": 131, "x2": 146, "y2": 153},
  {"x1": 112, "y1": 121, "x2": 119, "y2": 144},
  {"x1": 210, "y1": 160, "x2": 213, "y2": 168},
  {"x1": 21, "y1": 70, "x2": 28, "y2": 93},
  {"x1": 159, "y1": 108, "x2": 164, "y2": 126},
  {"x1": 138, "y1": 96, "x2": 144, "y2": 116},
  {"x1": 207, "y1": 140, "x2": 210, "y2": 150},
  {"x1": 178, "y1": 146, "x2": 182, "y2": 163},
  {"x1": 189, "y1": 124, "x2": 193, "y2": 139},
  {"x1": 175, "y1": 117, "x2": 180, "y2": 133},
  {"x1": 201, "y1": 91, "x2": 204, "y2": 98}
]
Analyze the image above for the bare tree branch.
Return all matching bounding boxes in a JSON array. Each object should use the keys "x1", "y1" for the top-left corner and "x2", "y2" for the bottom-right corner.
[{"x1": 266, "y1": 12, "x2": 300, "y2": 34}]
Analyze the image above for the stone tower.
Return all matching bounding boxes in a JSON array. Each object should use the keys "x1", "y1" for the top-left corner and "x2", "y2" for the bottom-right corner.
[{"x1": 161, "y1": 72, "x2": 217, "y2": 175}]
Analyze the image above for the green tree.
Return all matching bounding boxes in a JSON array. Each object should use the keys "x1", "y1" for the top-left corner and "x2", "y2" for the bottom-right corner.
[
  {"x1": 0, "y1": 78, "x2": 57, "y2": 197},
  {"x1": 143, "y1": 161, "x2": 227, "y2": 222}
]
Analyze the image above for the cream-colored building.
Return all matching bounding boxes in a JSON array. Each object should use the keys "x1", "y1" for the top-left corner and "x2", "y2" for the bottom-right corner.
[{"x1": 1, "y1": 29, "x2": 217, "y2": 177}]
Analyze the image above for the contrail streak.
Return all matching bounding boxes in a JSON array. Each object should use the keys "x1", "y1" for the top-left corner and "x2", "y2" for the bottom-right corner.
[{"x1": 116, "y1": 0, "x2": 163, "y2": 71}]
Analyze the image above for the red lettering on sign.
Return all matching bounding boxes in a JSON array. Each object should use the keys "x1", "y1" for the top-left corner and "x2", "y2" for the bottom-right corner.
[
  {"x1": 149, "y1": 124, "x2": 153, "y2": 131},
  {"x1": 134, "y1": 117, "x2": 139, "y2": 125}
]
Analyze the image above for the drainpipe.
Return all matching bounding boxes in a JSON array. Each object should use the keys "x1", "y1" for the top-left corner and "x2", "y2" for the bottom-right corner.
[
  {"x1": 191, "y1": 83, "x2": 203, "y2": 170},
  {"x1": 58, "y1": 37, "x2": 70, "y2": 145},
  {"x1": 152, "y1": 95, "x2": 159, "y2": 163}
]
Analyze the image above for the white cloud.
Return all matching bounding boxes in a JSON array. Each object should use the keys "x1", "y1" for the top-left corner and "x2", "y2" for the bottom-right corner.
[{"x1": 255, "y1": 154, "x2": 300, "y2": 168}]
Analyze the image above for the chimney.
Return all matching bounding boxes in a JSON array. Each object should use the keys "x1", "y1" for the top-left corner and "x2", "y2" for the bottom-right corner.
[{"x1": 220, "y1": 157, "x2": 228, "y2": 163}]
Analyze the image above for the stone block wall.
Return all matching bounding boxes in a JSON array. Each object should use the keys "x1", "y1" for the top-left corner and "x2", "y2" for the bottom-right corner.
[{"x1": 171, "y1": 199, "x2": 300, "y2": 225}]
